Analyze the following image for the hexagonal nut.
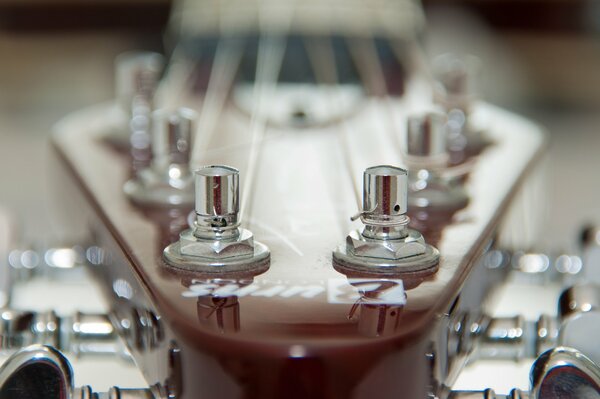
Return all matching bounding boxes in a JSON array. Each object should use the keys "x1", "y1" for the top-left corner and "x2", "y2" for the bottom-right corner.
[
  {"x1": 346, "y1": 230, "x2": 427, "y2": 260},
  {"x1": 179, "y1": 228, "x2": 255, "y2": 260}
]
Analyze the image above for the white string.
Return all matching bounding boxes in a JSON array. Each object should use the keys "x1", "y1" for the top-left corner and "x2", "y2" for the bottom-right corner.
[
  {"x1": 305, "y1": 38, "x2": 362, "y2": 212},
  {"x1": 238, "y1": 0, "x2": 295, "y2": 225},
  {"x1": 190, "y1": 38, "x2": 245, "y2": 166},
  {"x1": 346, "y1": 37, "x2": 404, "y2": 158},
  {"x1": 154, "y1": 45, "x2": 195, "y2": 110},
  {"x1": 238, "y1": 36, "x2": 287, "y2": 225}
]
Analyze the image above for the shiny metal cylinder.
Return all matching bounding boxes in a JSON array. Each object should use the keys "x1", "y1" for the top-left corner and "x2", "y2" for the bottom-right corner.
[
  {"x1": 363, "y1": 165, "x2": 408, "y2": 220},
  {"x1": 115, "y1": 51, "x2": 164, "y2": 112},
  {"x1": 152, "y1": 108, "x2": 196, "y2": 166},
  {"x1": 194, "y1": 165, "x2": 240, "y2": 233},
  {"x1": 531, "y1": 347, "x2": 600, "y2": 399},
  {"x1": 449, "y1": 389, "x2": 498, "y2": 399},
  {"x1": 106, "y1": 387, "x2": 155, "y2": 399},
  {"x1": 477, "y1": 315, "x2": 531, "y2": 361},
  {"x1": 557, "y1": 284, "x2": 600, "y2": 366},
  {"x1": 558, "y1": 284, "x2": 600, "y2": 320},
  {"x1": 432, "y1": 53, "x2": 480, "y2": 112},
  {"x1": 66, "y1": 312, "x2": 123, "y2": 359},
  {"x1": 406, "y1": 112, "x2": 447, "y2": 158},
  {"x1": 449, "y1": 390, "x2": 529, "y2": 399}
]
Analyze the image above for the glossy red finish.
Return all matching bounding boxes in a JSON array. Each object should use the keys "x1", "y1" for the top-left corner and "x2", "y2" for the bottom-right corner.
[{"x1": 51, "y1": 102, "x2": 545, "y2": 398}]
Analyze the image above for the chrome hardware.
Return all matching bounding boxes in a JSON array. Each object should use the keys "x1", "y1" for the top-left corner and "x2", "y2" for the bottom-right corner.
[
  {"x1": 432, "y1": 53, "x2": 481, "y2": 114},
  {"x1": 474, "y1": 315, "x2": 528, "y2": 361},
  {"x1": 124, "y1": 108, "x2": 197, "y2": 207},
  {"x1": 64, "y1": 311, "x2": 130, "y2": 360},
  {"x1": 559, "y1": 284, "x2": 600, "y2": 319},
  {"x1": 361, "y1": 165, "x2": 409, "y2": 238},
  {"x1": 531, "y1": 347, "x2": 600, "y2": 399},
  {"x1": 535, "y1": 314, "x2": 560, "y2": 358},
  {"x1": 115, "y1": 51, "x2": 164, "y2": 115},
  {"x1": 406, "y1": 112, "x2": 449, "y2": 166},
  {"x1": 557, "y1": 284, "x2": 600, "y2": 366},
  {"x1": 8, "y1": 245, "x2": 87, "y2": 279},
  {"x1": 152, "y1": 108, "x2": 195, "y2": 167},
  {"x1": 471, "y1": 314, "x2": 558, "y2": 362},
  {"x1": 0, "y1": 309, "x2": 129, "y2": 360},
  {"x1": 163, "y1": 166, "x2": 270, "y2": 272},
  {"x1": 193, "y1": 165, "x2": 240, "y2": 239},
  {"x1": 449, "y1": 389, "x2": 529, "y2": 399},
  {"x1": 479, "y1": 250, "x2": 585, "y2": 285},
  {"x1": 404, "y1": 112, "x2": 469, "y2": 211},
  {"x1": 432, "y1": 53, "x2": 488, "y2": 159},
  {"x1": 0, "y1": 345, "x2": 154, "y2": 399},
  {"x1": 333, "y1": 165, "x2": 439, "y2": 274},
  {"x1": 579, "y1": 226, "x2": 600, "y2": 284},
  {"x1": 106, "y1": 51, "x2": 164, "y2": 153},
  {"x1": 451, "y1": 347, "x2": 600, "y2": 398},
  {"x1": 470, "y1": 285, "x2": 600, "y2": 366}
]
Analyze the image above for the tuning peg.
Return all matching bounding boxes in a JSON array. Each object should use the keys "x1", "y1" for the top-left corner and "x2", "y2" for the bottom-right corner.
[
  {"x1": 432, "y1": 53, "x2": 480, "y2": 114},
  {"x1": 105, "y1": 51, "x2": 165, "y2": 158},
  {"x1": 163, "y1": 165, "x2": 270, "y2": 273},
  {"x1": 405, "y1": 111, "x2": 449, "y2": 167},
  {"x1": 152, "y1": 108, "x2": 196, "y2": 168},
  {"x1": 123, "y1": 108, "x2": 197, "y2": 208},
  {"x1": 403, "y1": 111, "x2": 468, "y2": 212},
  {"x1": 115, "y1": 51, "x2": 164, "y2": 115},
  {"x1": 332, "y1": 165, "x2": 439, "y2": 275},
  {"x1": 531, "y1": 346, "x2": 600, "y2": 398},
  {"x1": 556, "y1": 284, "x2": 600, "y2": 367},
  {"x1": 193, "y1": 165, "x2": 240, "y2": 239},
  {"x1": 361, "y1": 165, "x2": 409, "y2": 238}
]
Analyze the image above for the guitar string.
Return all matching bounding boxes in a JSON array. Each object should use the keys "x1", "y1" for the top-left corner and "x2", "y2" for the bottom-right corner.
[
  {"x1": 238, "y1": 3, "x2": 293, "y2": 226},
  {"x1": 190, "y1": 37, "x2": 245, "y2": 166},
  {"x1": 346, "y1": 37, "x2": 405, "y2": 161},
  {"x1": 304, "y1": 37, "x2": 362, "y2": 233},
  {"x1": 154, "y1": 44, "x2": 195, "y2": 110},
  {"x1": 189, "y1": 0, "x2": 245, "y2": 166},
  {"x1": 155, "y1": 0, "x2": 238, "y2": 112}
]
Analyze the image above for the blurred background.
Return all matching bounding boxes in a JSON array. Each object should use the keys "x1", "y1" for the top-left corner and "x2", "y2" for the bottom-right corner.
[{"x1": 1, "y1": 0, "x2": 599, "y2": 254}]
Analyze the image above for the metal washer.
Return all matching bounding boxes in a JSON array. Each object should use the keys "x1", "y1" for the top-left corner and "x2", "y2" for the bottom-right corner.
[
  {"x1": 163, "y1": 241, "x2": 270, "y2": 273},
  {"x1": 332, "y1": 243, "x2": 439, "y2": 276}
]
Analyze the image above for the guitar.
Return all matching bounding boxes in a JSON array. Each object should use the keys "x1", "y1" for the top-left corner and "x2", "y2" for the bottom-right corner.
[{"x1": 16, "y1": 0, "x2": 554, "y2": 398}]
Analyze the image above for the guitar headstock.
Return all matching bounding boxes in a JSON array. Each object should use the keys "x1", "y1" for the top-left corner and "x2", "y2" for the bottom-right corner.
[{"x1": 50, "y1": 1, "x2": 546, "y2": 398}]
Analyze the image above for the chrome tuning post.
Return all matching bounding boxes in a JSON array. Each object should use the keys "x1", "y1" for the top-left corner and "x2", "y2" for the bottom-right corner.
[
  {"x1": 332, "y1": 165, "x2": 439, "y2": 275},
  {"x1": 107, "y1": 51, "x2": 164, "y2": 152},
  {"x1": 163, "y1": 165, "x2": 270, "y2": 272},
  {"x1": 124, "y1": 108, "x2": 197, "y2": 207},
  {"x1": 115, "y1": 51, "x2": 164, "y2": 116},
  {"x1": 432, "y1": 53, "x2": 488, "y2": 159},
  {"x1": 404, "y1": 112, "x2": 469, "y2": 211},
  {"x1": 432, "y1": 54, "x2": 479, "y2": 115},
  {"x1": 406, "y1": 111, "x2": 448, "y2": 167}
]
